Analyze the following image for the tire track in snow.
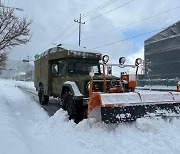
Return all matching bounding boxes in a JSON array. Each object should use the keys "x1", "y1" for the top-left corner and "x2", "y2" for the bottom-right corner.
[{"x1": 17, "y1": 85, "x2": 61, "y2": 117}]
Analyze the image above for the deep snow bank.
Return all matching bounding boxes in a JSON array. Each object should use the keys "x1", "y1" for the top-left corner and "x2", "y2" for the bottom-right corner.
[
  {"x1": 1, "y1": 79, "x2": 180, "y2": 154},
  {"x1": 0, "y1": 79, "x2": 48, "y2": 154}
]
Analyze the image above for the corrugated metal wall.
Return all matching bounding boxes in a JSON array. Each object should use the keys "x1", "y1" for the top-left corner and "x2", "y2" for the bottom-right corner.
[{"x1": 142, "y1": 21, "x2": 180, "y2": 86}]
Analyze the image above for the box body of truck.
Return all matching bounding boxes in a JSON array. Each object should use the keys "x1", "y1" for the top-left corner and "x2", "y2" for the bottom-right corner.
[{"x1": 34, "y1": 45, "x2": 102, "y2": 99}]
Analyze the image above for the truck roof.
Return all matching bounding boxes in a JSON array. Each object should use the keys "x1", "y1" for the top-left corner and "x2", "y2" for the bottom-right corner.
[{"x1": 35, "y1": 44, "x2": 102, "y2": 61}]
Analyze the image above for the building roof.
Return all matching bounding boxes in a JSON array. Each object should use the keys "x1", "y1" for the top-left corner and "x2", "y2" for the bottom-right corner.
[{"x1": 145, "y1": 20, "x2": 180, "y2": 44}]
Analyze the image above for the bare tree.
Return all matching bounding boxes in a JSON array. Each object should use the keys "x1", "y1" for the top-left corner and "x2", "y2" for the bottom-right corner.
[
  {"x1": 0, "y1": 52, "x2": 7, "y2": 73},
  {"x1": 0, "y1": 2, "x2": 32, "y2": 72}
]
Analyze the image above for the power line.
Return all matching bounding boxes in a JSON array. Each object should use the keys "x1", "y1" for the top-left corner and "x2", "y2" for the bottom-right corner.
[
  {"x1": 46, "y1": 0, "x2": 134, "y2": 48},
  {"x1": 55, "y1": 22, "x2": 75, "y2": 42},
  {"x1": 92, "y1": 27, "x2": 165, "y2": 49},
  {"x1": 81, "y1": 0, "x2": 118, "y2": 18},
  {"x1": 48, "y1": 0, "x2": 119, "y2": 47},
  {"x1": 61, "y1": 27, "x2": 79, "y2": 43},
  {"x1": 45, "y1": 22, "x2": 75, "y2": 49},
  {"x1": 82, "y1": 6, "x2": 180, "y2": 42},
  {"x1": 50, "y1": 22, "x2": 75, "y2": 43},
  {"x1": 85, "y1": 0, "x2": 135, "y2": 22}
]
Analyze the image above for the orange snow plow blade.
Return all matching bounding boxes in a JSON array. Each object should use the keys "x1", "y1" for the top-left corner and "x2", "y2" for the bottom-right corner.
[{"x1": 87, "y1": 91, "x2": 180, "y2": 123}]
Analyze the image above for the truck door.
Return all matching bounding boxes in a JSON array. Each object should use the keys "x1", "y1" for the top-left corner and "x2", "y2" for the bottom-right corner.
[{"x1": 51, "y1": 60, "x2": 66, "y2": 97}]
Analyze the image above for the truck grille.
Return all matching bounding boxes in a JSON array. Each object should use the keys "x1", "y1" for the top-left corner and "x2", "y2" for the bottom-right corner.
[{"x1": 84, "y1": 80, "x2": 112, "y2": 95}]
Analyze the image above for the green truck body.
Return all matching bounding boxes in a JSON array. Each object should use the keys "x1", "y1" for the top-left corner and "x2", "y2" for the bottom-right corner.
[
  {"x1": 34, "y1": 45, "x2": 103, "y2": 102},
  {"x1": 34, "y1": 44, "x2": 121, "y2": 122}
]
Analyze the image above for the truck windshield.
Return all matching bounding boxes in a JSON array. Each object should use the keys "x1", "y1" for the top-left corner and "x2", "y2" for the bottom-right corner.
[{"x1": 68, "y1": 61, "x2": 100, "y2": 74}]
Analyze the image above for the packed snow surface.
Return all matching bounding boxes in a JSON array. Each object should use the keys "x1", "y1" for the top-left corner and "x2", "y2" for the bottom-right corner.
[{"x1": 1, "y1": 79, "x2": 180, "y2": 154}]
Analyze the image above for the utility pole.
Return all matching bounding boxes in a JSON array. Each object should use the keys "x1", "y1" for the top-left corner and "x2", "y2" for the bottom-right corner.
[{"x1": 74, "y1": 14, "x2": 85, "y2": 46}]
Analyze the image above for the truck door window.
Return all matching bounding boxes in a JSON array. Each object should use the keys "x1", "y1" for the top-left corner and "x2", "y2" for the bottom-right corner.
[
  {"x1": 52, "y1": 61, "x2": 65, "y2": 76},
  {"x1": 68, "y1": 61, "x2": 100, "y2": 74},
  {"x1": 52, "y1": 63, "x2": 58, "y2": 75}
]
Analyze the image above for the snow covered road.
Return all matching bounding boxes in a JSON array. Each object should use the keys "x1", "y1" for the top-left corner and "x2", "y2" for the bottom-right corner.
[{"x1": 1, "y1": 79, "x2": 180, "y2": 154}]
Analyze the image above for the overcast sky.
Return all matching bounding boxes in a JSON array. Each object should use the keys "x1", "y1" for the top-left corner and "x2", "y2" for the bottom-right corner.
[{"x1": 4, "y1": 0, "x2": 180, "y2": 64}]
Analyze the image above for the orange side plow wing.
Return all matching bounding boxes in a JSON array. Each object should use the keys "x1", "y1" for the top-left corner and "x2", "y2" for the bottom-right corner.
[{"x1": 88, "y1": 93, "x2": 102, "y2": 116}]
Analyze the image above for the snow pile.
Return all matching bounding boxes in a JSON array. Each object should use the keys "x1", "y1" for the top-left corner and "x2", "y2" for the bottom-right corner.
[
  {"x1": 16, "y1": 80, "x2": 35, "y2": 90},
  {"x1": 0, "y1": 79, "x2": 48, "y2": 154},
  {"x1": 1, "y1": 79, "x2": 180, "y2": 154}
]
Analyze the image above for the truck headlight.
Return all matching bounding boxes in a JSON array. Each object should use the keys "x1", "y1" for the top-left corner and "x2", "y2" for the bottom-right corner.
[
  {"x1": 135, "y1": 58, "x2": 142, "y2": 66},
  {"x1": 102, "y1": 55, "x2": 109, "y2": 64},
  {"x1": 119, "y1": 57, "x2": 125, "y2": 65}
]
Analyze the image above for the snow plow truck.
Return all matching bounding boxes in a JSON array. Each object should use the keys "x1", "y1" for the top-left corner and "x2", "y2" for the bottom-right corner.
[{"x1": 34, "y1": 44, "x2": 180, "y2": 123}]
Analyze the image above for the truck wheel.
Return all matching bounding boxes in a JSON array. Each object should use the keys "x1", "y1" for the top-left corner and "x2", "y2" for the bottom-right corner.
[
  {"x1": 43, "y1": 95, "x2": 49, "y2": 105},
  {"x1": 62, "y1": 92, "x2": 77, "y2": 121},
  {"x1": 38, "y1": 86, "x2": 49, "y2": 105}
]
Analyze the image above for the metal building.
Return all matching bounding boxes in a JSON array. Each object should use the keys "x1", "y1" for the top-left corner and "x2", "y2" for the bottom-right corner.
[{"x1": 142, "y1": 21, "x2": 180, "y2": 86}]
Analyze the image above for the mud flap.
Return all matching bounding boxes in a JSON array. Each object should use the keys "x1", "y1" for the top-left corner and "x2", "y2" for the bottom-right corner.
[{"x1": 101, "y1": 103, "x2": 180, "y2": 123}]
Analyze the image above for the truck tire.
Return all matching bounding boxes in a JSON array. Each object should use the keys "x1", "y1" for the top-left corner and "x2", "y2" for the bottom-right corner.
[
  {"x1": 62, "y1": 92, "x2": 78, "y2": 122},
  {"x1": 38, "y1": 86, "x2": 49, "y2": 105},
  {"x1": 62, "y1": 92, "x2": 84, "y2": 123}
]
